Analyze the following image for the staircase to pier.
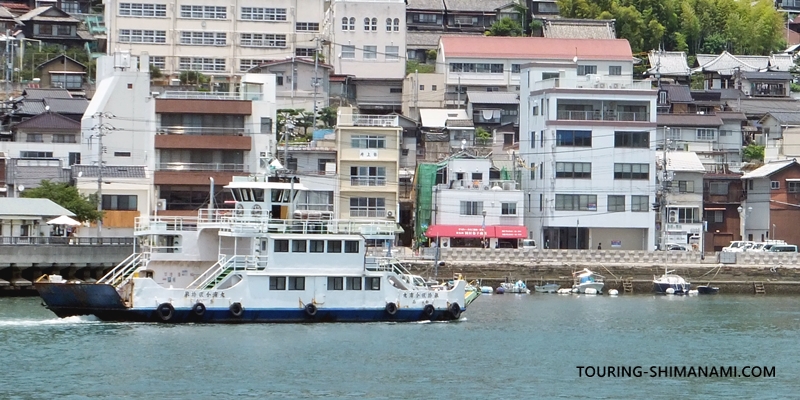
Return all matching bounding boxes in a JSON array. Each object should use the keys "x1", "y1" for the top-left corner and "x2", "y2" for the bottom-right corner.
[
  {"x1": 623, "y1": 277, "x2": 634, "y2": 293},
  {"x1": 753, "y1": 281, "x2": 766, "y2": 295},
  {"x1": 97, "y1": 253, "x2": 145, "y2": 288}
]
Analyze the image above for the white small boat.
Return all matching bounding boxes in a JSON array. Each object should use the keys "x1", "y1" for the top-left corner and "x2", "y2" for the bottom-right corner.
[
  {"x1": 534, "y1": 283, "x2": 560, "y2": 293},
  {"x1": 653, "y1": 268, "x2": 691, "y2": 294},
  {"x1": 499, "y1": 280, "x2": 530, "y2": 294},
  {"x1": 571, "y1": 269, "x2": 605, "y2": 294},
  {"x1": 479, "y1": 286, "x2": 493, "y2": 294}
]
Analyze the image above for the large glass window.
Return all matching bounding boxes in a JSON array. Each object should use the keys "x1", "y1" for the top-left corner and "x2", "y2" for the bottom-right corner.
[
  {"x1": 351, "y1": 135, "x2": 386, "y2": 148},
  {"x1": 119, "y1": 29, "x2": 166, "y2": 43},
  {"x1": 555, "y1": 162, "x2": 591, "y2": 178},
  {"x1": 614, "y1": 131, "x2": 649, "y2": 148},
  {"x1": 181, "y1": 31, "x2": 227, "y2": 46},
  {"x1": 350, "y1": 166, "x2": 386, "y2": 186},
  {"x1": 607, "y1": 195, "x2": 625, "y2": 212},
  {"x1": 240, "y1": 7, "x2": 287, "y2": 21},
  {"x1": 180, "y1": 5, "x2": 226, "y2": 19},
  {"x1": 240, "y1": 33, "x2": 286, "y2": 48},
  {"x1": 459, "y1": 201, "x2": 483, "y2": 215},
  {"x1": 631, "y1": 195, "x2": 648, "y2": 212},
  {"x1": 119, "y1": 3, "x2": 166, "y2": 17},
  {"x1": 349, "y1": 197, "x2": 385, "y2": 217},
  {"x1": 178, "y1": 57, "x2": 225, "y2": 72},
  {"x1": 555, "y1": 194, "x2": 597, "y2": 211},
  {"x1": 614, "y1": 163, "x2": 649, "y2": 180},
  {"x1": 102, "y1": 195, "x2": 138, "y2": 211},
  {"x1": 556, "y1": 130, "x2": 592, "y2": 146}
]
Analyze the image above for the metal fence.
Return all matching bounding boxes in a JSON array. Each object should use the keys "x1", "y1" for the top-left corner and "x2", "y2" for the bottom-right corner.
[{"x1": 0, "y1": 237, "x2": 134, "y2": 246}]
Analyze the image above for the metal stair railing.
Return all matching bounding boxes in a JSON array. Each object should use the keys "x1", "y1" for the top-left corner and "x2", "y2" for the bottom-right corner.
[
  {"x1": 186, "y1": 256, "x2": 229, "y2": 290},
  {"x1": 97, "y1": 253, "x2": 142, "y2": 287}
]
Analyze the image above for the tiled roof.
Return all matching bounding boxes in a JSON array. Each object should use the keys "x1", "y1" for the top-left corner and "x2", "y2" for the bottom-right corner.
[
  {"x1": 694, "y1": 51, "x2": 764, "y2": 75},
  {"x1": 542, "y1": 18, "x2": 616, "y2": 40},
  {"x1": 716, "y1": 111, "x2": 746, "y2": 121},
  {"x1": 44, "y1": 98, "x2": 89, "y2": 115},
  {"x1": 727, "y1": 98, "x2": 800, "y2": 116},
  {"x1": 0, "y1": 6, "x2": 21, "y2": 23},
  {"x1": 770, "y1": 54, "x2": 795, "y2": 71},
  {"x1": 656, "y1": 114, "x2": 723, "y2": 127},
  {"x1": 72, "y1": 165, "x2": 147, "y2": 179},
  {"x1": 12, "y1": 112, "x2": 80, "y2": 130},
  {"x1": 444, "y1": 0, "x2": 511, "y2": 12},
  {"x1": 409, "y1": 31, "x2": 451, "y2": 47},
  {"x1": 647, "y1": 51, "x2": 690, "y2": 76},
  {"x1": 662, "y1": 84, "x2": 692, "y2": 103},
  {"x1": 22, "y1": 88, "x2": 72, "y2": 99},
  {"x1": 445, "y1": 119, "x2": 474, "y2": 127},
  {"x1": 741, "y1": 71, "x2": 793, "y2": 81},
  {"x1": 762, "y1": 111, "x2": 800, "y2": 125},
  {"x1": 19, "y1": 6, "x2": 79, "y2": 22},
  {"x1": 407, "y1": 0, "x2": 445, "y2": 10},
  {"x1": 440, "y1": 36, "x2": 632, "y2": 60},
  {"x1": 0, "y1": 198, "x2": 75, "y2": 217},
  {"x1": 741, "y1": 159, "x2": 797, "y2": 179},
  {"x1": 658, "y1": 151, "x2": 706, "y2": 172},
  {"x1": 15, "y1": 99, "x2": 46, "y2": 115},
  {"x1": 466, "y1": 91, "x2": 518, "y2": 104},
  {"x1": 36, "y1": 54, "x2": 86, "y2": 70}
]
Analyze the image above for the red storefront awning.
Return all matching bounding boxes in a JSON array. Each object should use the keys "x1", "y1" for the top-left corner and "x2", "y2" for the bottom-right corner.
[{"x1": 425, "y1": 225, "x2": 527, "y2": 239}]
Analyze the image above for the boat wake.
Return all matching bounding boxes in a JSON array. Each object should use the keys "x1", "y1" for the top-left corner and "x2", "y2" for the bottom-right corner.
[{"x1": 0, "y1": 315, "x2": 100, "y2": 327}]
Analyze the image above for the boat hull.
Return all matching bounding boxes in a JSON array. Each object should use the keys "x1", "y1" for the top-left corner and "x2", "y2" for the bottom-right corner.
[
  {"x1": 697, "y1": 285, "x2": 719, "y2": 294},
  {"x1": 36, "y1": 282, "x2": 128, "y2": 318},
  {"x1": 653, "y1": 282, "x2": 692, "y2": 294},
  {"x1": 574, "y1": 283, "x2": 604, "y2": 294},
  {"x1": 534, "y1": 284, "x2": 560, "y2": 293}
]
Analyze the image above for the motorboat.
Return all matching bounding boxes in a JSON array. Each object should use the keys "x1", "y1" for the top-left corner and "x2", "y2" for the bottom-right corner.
[
  {"x1": 653, "y1": 268, "x2": 691, "y2": 294},
  {"x1": 36, "y1": 176, "x2": 474, "y2": 323},
  {"x1": 499, "y1": 280, "x2": 530, "y2": 294},
  {"x1": 696, "y1": 285, "x2": 719, "y2": 294},
  {"x1": 571, "y1": 269, "x2": 605, "y2": 294},
  {"x1": 534, "y1": 283, "x2": 560, "y2": 293}
]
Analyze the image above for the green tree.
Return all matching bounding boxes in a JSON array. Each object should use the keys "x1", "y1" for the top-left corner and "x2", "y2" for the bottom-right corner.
[
  {"x1": 150, "y1": 64, "x2": 163, "y2": 79},
  {"x1": 405, "y1": 60, "x2": 435, "y2": 75},
  {"x1": 22, "y1": 180, "x2": 103, "y2": 222},
  {"x1": 318, "y1": 106, "x2": 338, "y2": 127},
  {"x1": 486, "y1": 17, "x2": 524, "y2": 37},
  {"x1": 179, "y1": 71, "x2": 209, "y2": 85},
  {"x1": 475, "y1": 127, "x2": 492, "y2": 145},
  {"x1": 743, "y1": 144, "x2": 765, "y2": 162},
  {"x1": 690, "y1": 72, "x2": 705, "y2": 89}
]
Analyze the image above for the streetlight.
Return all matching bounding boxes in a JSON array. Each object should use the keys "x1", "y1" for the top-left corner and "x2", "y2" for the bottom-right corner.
[
  {"x1": 737, "y1": 205, "x2": 752, "y2": 240},
  {"x1": 482, "y1": 209, "x2": 487, "y2": 248}
]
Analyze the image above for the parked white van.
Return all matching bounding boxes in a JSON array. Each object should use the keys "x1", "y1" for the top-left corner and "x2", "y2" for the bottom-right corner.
[
  {"x1": 521, "y1": 239, "x2": 537, "y2": 249},
  {"x1": 768, "y1": 245, "x2": 798, "y2": 253}
]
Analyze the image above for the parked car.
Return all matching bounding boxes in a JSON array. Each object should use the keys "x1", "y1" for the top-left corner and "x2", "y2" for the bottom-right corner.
[
  {"x1": 722, "y1": 241, "x2": 753, "y2": 252},
  {"x1": 665, "y1": 243, "x2": 689, "y2": 251},
  {"x1": 768, "y1": 245, "x2": 798, "y2": 253}
]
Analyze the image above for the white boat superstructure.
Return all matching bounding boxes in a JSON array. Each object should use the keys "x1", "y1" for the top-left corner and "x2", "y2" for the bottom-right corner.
[{"x1": 571, "y1": 269, "x2": 605, "y2": 294}]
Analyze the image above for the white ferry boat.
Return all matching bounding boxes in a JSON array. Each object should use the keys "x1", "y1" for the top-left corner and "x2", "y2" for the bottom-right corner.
[{"x1": 36, "y1": 176, "x2": 474, "y2": 323}]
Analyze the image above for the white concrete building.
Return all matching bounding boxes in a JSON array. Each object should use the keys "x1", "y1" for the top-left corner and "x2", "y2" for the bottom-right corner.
[
  {"x1": 425, "y1": 154, "x2": 525, "y2": 248},
  {"x1": 658, "y1": 151, "x2": 706, "y2": 248},
  {"x1": 519, "y1": 49, "x2": 658, "y2": 250},
  {"x1": 105, "y1": 0, "x2": 326, "y2": 84}
]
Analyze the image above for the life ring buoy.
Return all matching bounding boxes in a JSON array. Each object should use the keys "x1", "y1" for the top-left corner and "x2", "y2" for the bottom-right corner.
[
  {"x1": 305, "y1": 303, "x2": 317, "y2": 316},
  {"x1": 385, "y1": 302, "x2": 398, "y2": 315},
  {"x1": 229, "y1": 302, "x2": 243, "y2": 317},
  {"x1": 192, "y1": 302, "x2": 206, "y2": 317},
  {"x1": 449, "y1": 302, "x2": 462, "y2": 320},
  {"x1": 423, "y1": 304, "x2": 435, "y2": 319},
  {"x1": 156, "y1": 302, "x2": 174, "y2": 321}
]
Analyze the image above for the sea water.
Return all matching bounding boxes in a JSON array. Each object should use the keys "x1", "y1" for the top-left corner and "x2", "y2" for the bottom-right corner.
[{"x1": 1, "y1": 294, "x2": 799, "y2": 399}]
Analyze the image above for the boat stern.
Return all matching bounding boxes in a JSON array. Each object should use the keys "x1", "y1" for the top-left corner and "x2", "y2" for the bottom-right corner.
[{"x1": 36, "y1": 282, "x2": 128, "y2": 318}]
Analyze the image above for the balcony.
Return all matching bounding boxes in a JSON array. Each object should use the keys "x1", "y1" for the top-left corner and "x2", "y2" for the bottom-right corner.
[
  {"x1": 350, "y1": 177, "x2": 387, "y2": 186},
  {"x1": 157, "y1": 126, "x2": 249, "y2": 136},
  {"x1": 158, "y1": 162, "x2": 248, "y2": 172},
  {"x1": 531, "y1": 78, "x2": 653, "y2": 91},
  {"x1": 555, "y1": 109, "x2": 649, "y2": 122},
  {"x1": 337, "y1": 114, "x2": 399, "y2": 127},
  {"x1": 703, "y1": 191, "x2": 745, "y2": 204},
  {"x1": 161, "y1": 91, "x2": 262, "y2": 101}
]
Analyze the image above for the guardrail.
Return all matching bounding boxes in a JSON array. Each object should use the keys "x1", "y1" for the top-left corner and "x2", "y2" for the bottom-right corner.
[
  {"x1": 0, "y1": 237, "x2": 134, "y2": 245},
  {"x1": 157, "y1": 162, "x2": 248, "y2": 172}
]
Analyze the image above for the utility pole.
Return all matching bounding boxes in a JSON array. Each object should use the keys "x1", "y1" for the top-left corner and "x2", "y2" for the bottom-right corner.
[
  {"x1": 311, "y1": 37, "x2": 321, "y2": 132},
  {"x1": 91, "y1": 112, "x2": 115, "y2": 235}
]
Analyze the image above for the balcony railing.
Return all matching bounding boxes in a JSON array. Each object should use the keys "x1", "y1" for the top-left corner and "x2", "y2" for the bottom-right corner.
[
  {"x1": 161, "y1": 91, "x2": 262, "y2": 101},
  {"x1": 0, "y1": 237, "x2": 133, "y2": 245},
  {"x1": 338, "y1": 114, "x2": 399, "y2": 127},
  {"x1": 350, "y1": 177, "x2": 387, "y2": 186},
  {"x1": 157, "y1": 126, "x2": 249, "y2": 136},
  {"x1": 158, "y1": 162, "x2": 248, "y2": 172},
  {"x1": 555, "y1": 110, "x2": 649, "y2": 122}
]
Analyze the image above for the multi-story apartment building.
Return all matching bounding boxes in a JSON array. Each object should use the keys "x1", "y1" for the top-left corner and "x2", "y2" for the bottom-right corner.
[
  {"x1": 105, "y1": 0, "x2": 326, "y2": 85},
  {"x1": 81, "y1": 52, "x2": 277, "y2": 217},
  {"x1": 322, "y1": 0, "x2": 406, "y2": 112},
  {"x1": 658, "y1": 151, "x2": 706, "y2": 248},
  {"x1": 519, "y1": 40, "x2": 658, "y2": 250},
  {"x1": 334, "y1": 107, "x2": 401, "y2": 225}
]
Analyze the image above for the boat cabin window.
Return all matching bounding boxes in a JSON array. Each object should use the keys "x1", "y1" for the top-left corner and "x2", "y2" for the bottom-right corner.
[
  {"x1": 269, "y1": 276, "x2": 286, "y2": 290},
  {"x1": 231, "y1": 189, "x2": 241, "y2": 202},
  {"x1": 252, "y1": 189, "x2": 264, "y2": 202},
  {"x1": 310, "y1": 240, "x2": 324, "y2": 253},
  {"x1": 328, "y1": 277, "x2": 344, "y2": 290},
  {"x1": 327, "y1": 240, "x2": 342, "y2": 253},
  {"x1": 292, "y1": 240, "x2": 307, "y2": 252},
  {"x1": 365, "y1": 277, "x2": 381, "y2": 290},
  {"x1": 240, "y1": 189, "x2": 252, "y2": 201},
  {"x1": 288, "y1": 277, "x2": 305, "y2": 290},
  {"x1": 271, "y1": 189, "x2": 292, "y2": 203},
  {"x1": 346, "y1": 277, "x2": 362, "y2": 290},
  {"x1": 274, "y1": 239, "x2": 289, "y2": 252},
  {"x1": 344, "y1": 240, "x2": 359, "y2": 253}
]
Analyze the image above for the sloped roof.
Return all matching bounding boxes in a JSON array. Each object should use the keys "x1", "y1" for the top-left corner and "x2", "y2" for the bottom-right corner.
[
  {"x1": 72, "y1": 165, "x2": 147, "y2": 179},
  {"x1": 19, "y1": 6, "x2": 79, "y2": 23},
  {"x1": 647, "y1": 51, "x2": 690, "y2": 76},
  {"x1": 0, "y1": 198, "x2": 75, "y2": 217},
  {"x1": 761, "y1": 111, "x2": 800, "y2": 125},
  {"x1": 658, "y1": 151, "x2": 706, "y2": 172},
  {"x1": 407, "y1": 0, "x2": 445, "y2": 10},
  {"x1": 12, "y1": 112, "x2": 80, "y2": 130},
  {"x1": 419, "y1": 108, "x2": 470, "y2": 128},
  {"x1": 542, "y1": 18, "x2": 616, "y2": 40},
  {"x1": 694, "y1": 51, "x2": 764, "y2": 75},
  {"x1": 44, "y1": 97, "x2": 89, "y2": 115},
  {"x1": 727, "y1": 98, "x2": 800, "y2": 116},
  {"x1": 15, "y1": 99, "x2": 46, "y2": 115},
  {"x1": 466, "y1": 91, "x2": 518, "y2": 104},
  {"x1": 716, "y1": 111, "x2": 746, "y2": 121},
  {"x1": 657, "y1": 114, "x2": 723, "y2": 127},
  {"x1": 440, "y1": 36, "x2": 632, "y2": 61},
  {"x1": 22, "y1": 88, "x2": 72, "y2": 99},
  {"x1": 741, "y1": 159, "x2": 798, "y2": 179},
  {"x1": 444, "y1": 0, "x2": 511, "y2": 12},
  {"x1": 770, "y1": 53, "x2": 795, "y2": 71},
  {"x1": 36, "y1": 54, "x2": 86, "y2": 70},
  {"x1": 409, "y1": 31, "x2": 451, "y2": 48},
  {"x1": 662, "y1": 84, "x2": 692, "y2": 103},
  {"x1": 0, "y1": 6, "x2": 22, "y2": 24},
  {"x1": 741, "y1": 71, "x2": 792, "y2": 81}
]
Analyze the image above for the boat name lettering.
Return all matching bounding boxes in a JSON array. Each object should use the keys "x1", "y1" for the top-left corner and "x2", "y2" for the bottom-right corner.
[
  {"x1": 184, "y1": 291, "x2": 225, "y2": 298},
  {"x1": 403, "y1": 292, "x2": 437, "y2": 298}
]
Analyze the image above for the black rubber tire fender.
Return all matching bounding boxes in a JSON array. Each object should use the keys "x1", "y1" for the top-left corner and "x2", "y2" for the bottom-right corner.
[
  {"x1": 156, "y1": 302, "x2": 174, "y2": 321},
  {"x1": 449, "y1": 302, "x2": 462, "y2": 320},
  {"x1": 192, "y1": 302, "x2": 206, "y2": 317},
  {"x1": 305, "y1": 303, "x2": 317, "y2": 316},
  {"x1": 385, "y1": 302, "x2": 398, "y2": 315},
  {"x1": 229, "y1": 302, "x2": 243, "y2": 317},
  {"x1": 423, "y1": 304, "x2": 435, "y2": 319}
]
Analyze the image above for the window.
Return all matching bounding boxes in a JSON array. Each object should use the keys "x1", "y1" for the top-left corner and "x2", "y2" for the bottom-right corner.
[
  {"x1": 181, "y1": 31, "x2": 227, "y2": 46},
  {"x1": 350, "y1": 166, "x2": 386, "y2": 186},
  {"x1": 674, "y1": 208, "x2": 699, "y2": 223},
  {"x1": 385, "y1": 46, "x2": 399, "y2": 61},
  {"x1": 771, "y1": 181, "x2": 780, "y2": 190},
  {"x1": 609, "y1": 66, "x2": 622, "y2": 75},
  {"x1": 512, "y1": 64, "x2": 521, "y2": 73},
  {"x1": 26, "y1": 134, "x2": 43, "y2": 143},
  {"x1": 351, "y1": 135, "x2": 386, "y2": 148},
  {"x1": 113, "y1": 151, "x2": 131, "y2": 157},
  {"x1": 180, "y1": 5, "x2": 226, "y2": 19},
  {"x1": 240, "y1": 7, "x2": 287, "y2": 21},
  {"x1": 658, "y1": 91, "x2": 668, "y2": 104},
  {"x1": 431, "y1": 85, "x2": 437, "y2": 91},
  {"x1": 696, "y1": 128, "x2": 716, "y2": 141},
  {"x1": 365, "y1": 277, "x2": 381, "y2": 290},
  {"x1": 20, "y1": 151, "x2": 52, "y2": 158},
  {"x1": 238, "y1": 59, "x2": 267, "y2": 72},
  {"x1": 240, "y1": 33, "x2": 286, "y2": 48},
  {"x1": 269, "y1": 276, "x2": 286, "y2": 290},
  {"x1": 678, "y1": 180, "x2": 695, "y2": 193},
  {"x1": 614, "y1": 131, "x2": 649, "y2": 148},
  {"x1": 449, "y1": 63, "x2": 504, "y2": 73},
  {"x1": 150, "y1": 56, "x2": 166, "y2": 70},
  {"x1": 392, "y1": 18, "x2": 400, "y2": 31},
  {"x1": 556, "y1": 130, "x2": 592, "y2": 146},
  {"x1": 341, "y1": 45, "x2": 355, "y2": 59},
  {"x1": 363, "y1": 45, "x2": 377, "y2": 60},
  {"x1": 61, "y1": 1, "x2": 80, "y2": 13},
  {"x1": 288, "y1": 277, "x2": 305, "y2": 290},
  {"x1": 631, "y1": 195, "x2": 648, "y2": 212},
  {"x1": 555, "y1": 194, "x2": 597, "y2": 211},
  {"x1": 364, "y1": 17, "x2": 377, "y2": 31},
  {"x1": 119, "y1": 29, "x2": 166, "y2": 43},
  {"x1": 666, "y1": 127, "x2": 681, "y2": 140},
  {"x1": 51, "y1": 74, "x2": 82, "y2": 89},
  {"x1": 178, "y1": 57, "x2": 226, "y2": 72},
  {"x1": 327, "y1": 240, "x2": 342, "y2": 253},
  {"x1": 706, "y1": 210, "x2": 723, "y2": 223},
  {"x1": 460, "y1": 201, "x2": 483, "y2": 215},
  {"x1": 530, "y1": 163, "x2": 536, "y2": 180},
  {"x1": 501, "y1": 202, "x2": 517, "y2": 215},
  {"x1": 542, "y1": 72, "x2": 559, "y2": 80},
  {"x1": 789, "y1": 181, "x2": 800, "y2": 193},
  {"x1": 389, "y1": 88, "x2": 402, "y2": 93},
  {"x1": 295, "y1": 48, "x2": 316, "y2": 57},
  {"x1": 577, "y1": 65, "x2": 597, "y2": 75},
  {"x1": 296, "y1": 22, "x2": 319, "y2": 31},
  {"x1": 386, "y1": 18, "x2": 393, "y2": 31},
  {"x1": 341, "y1": 17, "x2": 355, "y2": 30},
  {"x1": 608, "y1": 195, "x2": 625, "y2": 212},
  {"x1": 119, "y1": 3, "x2": 166, "y2": 17},
  {"x1": 328, "y1": 277, "x2": 344, "y2": 290},
  {"x1": 555, "y1": 162, "x2": 591, "y2": 179},
  {"x1": 708, "y1": 181, "x2": 728, "y2": 195},
  {"x1": 274, "y1": 239, "x2": 289, "y2": 252},
  {"x1": 310, "y1": 240, "x2": 324, "y2": 253},
  {"x1": 102, "y1": 195, "x2": 137, "y2": 211},
  {"x1": 614, "y1": 163, "x2": 649, "y2": 180},
  {"x1": 349, "y1": 197, "x2": 385, "y2": 217},
  {"x1": 344, "y1": 240, "x2": 359, "y2": 253},
  {"x1": 346, "y1": 277, "x2": 362, "y2": 290},
  {"x1": 471, "y1": 172, "x2": 482, "y2": 180},
  {"x1": 749, "y1": 180, "x2": 754, "y2": 191},
  {"x1": 292, "y1": 240, "x2": 307, "y2": 252},
  {"x1": 53, "y1": 134, "x2": 77, "y2": 143}
]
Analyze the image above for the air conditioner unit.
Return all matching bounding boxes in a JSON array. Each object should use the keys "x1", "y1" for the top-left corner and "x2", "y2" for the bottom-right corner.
[
  {"x1": 157, "y1": 199, "x2": 167, "y2": 210},
  {"x1": 668, "y1": 210, "x2": 677, "y2": 223},
  {"x1": 612, "y1": 83, "x2": 620, "y2": 89}
]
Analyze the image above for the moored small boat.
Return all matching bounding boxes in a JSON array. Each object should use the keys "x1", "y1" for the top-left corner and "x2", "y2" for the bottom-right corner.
[{"x1": 534, "y1": 283, "x2": 560, "y2": 293}]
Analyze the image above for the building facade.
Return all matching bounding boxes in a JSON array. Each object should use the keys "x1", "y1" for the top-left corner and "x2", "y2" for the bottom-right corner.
[{"x1": 740, "y1": 159, "x2": 800, "y2": 246}]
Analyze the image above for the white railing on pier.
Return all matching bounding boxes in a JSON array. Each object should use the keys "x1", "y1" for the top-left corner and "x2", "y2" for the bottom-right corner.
[{"x1": 97, "y1": 253, "x2": 144, "y2": 287}]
